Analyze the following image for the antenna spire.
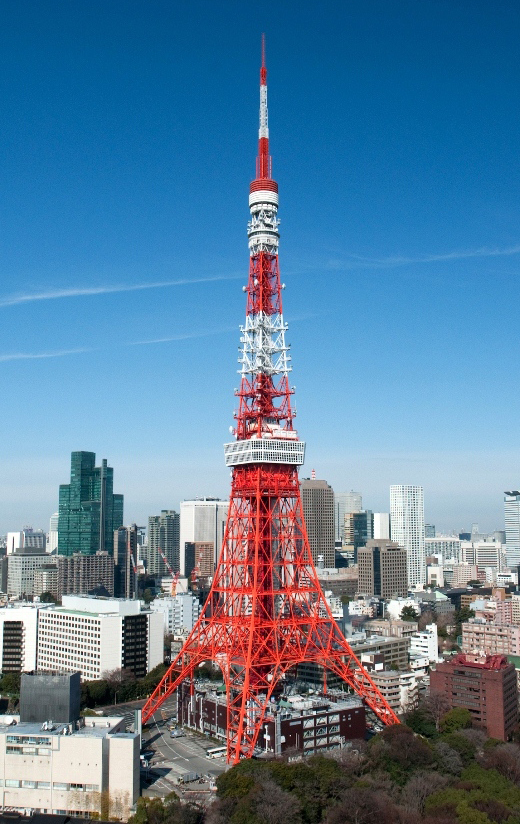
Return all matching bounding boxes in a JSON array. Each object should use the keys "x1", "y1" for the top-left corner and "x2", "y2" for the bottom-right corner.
[{"x1": 257, "y1": 34, "x2": 270, "y2": 179}]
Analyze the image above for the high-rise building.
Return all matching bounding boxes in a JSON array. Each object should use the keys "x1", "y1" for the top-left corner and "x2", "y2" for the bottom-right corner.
[
  {"x1": 425, "y1": 524, "x2": 436, "y2": 538},
  {"x1": 114, "y1": 524, "x2": 139, "y2": 598},
  {"x1": 57, "y1": 551, "x2": 114, "y2": 598},
  {"x1": 179, "y1": 498, "x2": 228, "y2": 575},
  {"x1": 300, "y1": 479, "x2": 335, "y2": 567},
  {"x1": 148, "y1": 510, "x2": 180, "y2": 576},
  {"x1": 334, "y1": 492, "x2": 362, "y2": 543},
  {"x1": 47, "y1": 512, "x2": 59, "y2": 553},
  {"x1": 7, "y1": 554, "x2": 56, "y2": 599},
  {"x1": 357, "y1": 539, "x2": 408, "y2": 598},
  {"x1": 344, "y1": 510, "x2": 373, "y2": 562},
  {"x1": 505, "y1": 492, "x2": 520, "y2": 568},
  {"x1": 373, "y1": 513, "x2": 390, "y2": 540},
  {"x1": 6, "y1": 529, "x2": 46, "y2": 555},
  {"x1": 390, "y1": 485, "x2": 425, "y2": 588},
  {"x1": 58, "y1": 452, "x2": 124, "y2": 557},
  {"x1": 184, "y1": 541, "x2": 215, "y2": 579}
]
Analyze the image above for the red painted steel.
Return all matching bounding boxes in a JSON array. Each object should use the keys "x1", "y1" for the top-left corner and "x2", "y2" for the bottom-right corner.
[{"x1": 142, "y1": 42, "x2": 399, "y2": 761}]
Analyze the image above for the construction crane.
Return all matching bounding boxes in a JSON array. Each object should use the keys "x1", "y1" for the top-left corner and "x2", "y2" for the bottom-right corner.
[{"x1": 157, "y1": 547, "x2": 181, "y2": 595}]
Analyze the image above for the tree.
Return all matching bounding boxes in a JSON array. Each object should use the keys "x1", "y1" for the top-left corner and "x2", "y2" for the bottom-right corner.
[
  {"x1": 0, "y1": 672, "x2": 21, "y2": 695},
  {"x1": 425, "y1": 693, "x2": 452, "y2": 732},
  {"x1": 39, "y1": 591, "x2": 58, "y2": 603},
  {"x1": 440, "y1": 707, "x2": 472, "y2": 734},
  {"x1": 400, "y1": 605, "x2": 419, "y2": 621},
  {"x1": 143, "y1": 587, "x2": 155, "y2": 604},
  {"x1": 418, "y1": 610, "x2": 435, "y2": 630}
]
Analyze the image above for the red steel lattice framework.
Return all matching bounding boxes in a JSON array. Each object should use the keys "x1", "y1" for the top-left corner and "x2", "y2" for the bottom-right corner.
[{"x1": 142, "y1": 38, "x2": 399, "y2": 762}]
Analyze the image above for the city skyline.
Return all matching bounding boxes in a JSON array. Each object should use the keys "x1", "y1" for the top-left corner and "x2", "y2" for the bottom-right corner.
[{"x1": 2, "y1": 1, "x2": 520, "y2": 533}]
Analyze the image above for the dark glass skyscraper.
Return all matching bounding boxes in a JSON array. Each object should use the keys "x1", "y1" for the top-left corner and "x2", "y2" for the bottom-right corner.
[{"x1": 58, "y1": 451, "x2": 124, "y2": 556}]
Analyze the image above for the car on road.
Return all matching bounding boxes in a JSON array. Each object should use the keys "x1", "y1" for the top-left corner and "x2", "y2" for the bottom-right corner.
[{"x1": 170, "y1": 729, "x2": 185, "y2": 738}]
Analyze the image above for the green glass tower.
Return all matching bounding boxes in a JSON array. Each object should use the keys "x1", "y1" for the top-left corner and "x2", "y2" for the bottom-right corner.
[{"x1": 58, "y1": 451, "x2": 124, "y2": 557}]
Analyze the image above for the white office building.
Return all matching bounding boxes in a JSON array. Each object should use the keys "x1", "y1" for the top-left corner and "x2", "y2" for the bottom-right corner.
[
  {"x1": 179, "y1": 498, "x2": 228, "y2": 575},
  {"x1": 46, "y1": 513, "x2": 59, "y2": 554},
  {"x1": 410, "y1": 623, "x2": 439, "y2": 664},
  {"x1": 0, "y1": 604, "x2": 51, "y2": 672},
  {"x1": 505, "y1": 492, "x2": 520, "y2": 567},
  {"x1": 7, "y1": 554, "x2": 57, "y2": 599},
  {"x1": 150, "y1": 594, "x2": 201, "y2": 635},
  {"x1": 37, "y1": 596, "x2": 163, "y2": 681},
  {"x1": 0, "y1": 714, "x2": 139, "y2": 817},
  {"x1": 333, "y1": 492, "x2": 362, "y2": 543},
  {"x1": 390, "y1": 485, "x2": 425, "y2": 588},
  {"x1": 6, "y1": 529, "x2": 46, "y2": 555},
  {"x1": 373, "y1": 513, "x2": 390, "y2": 540},
  {"x1": 425, "y1": 536, "x2": 461, "y2": 563}
]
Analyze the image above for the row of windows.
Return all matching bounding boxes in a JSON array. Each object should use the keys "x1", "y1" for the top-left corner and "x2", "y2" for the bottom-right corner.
[
  {"x1": 6, "y1": 746, "x2": 51, "y2": 755},
  {"x1": 6, "y1": 736, "x2": 51, "y2": 745},
  {"x1": 1, "y1": 780, "x2": 99, "y2": 791}
]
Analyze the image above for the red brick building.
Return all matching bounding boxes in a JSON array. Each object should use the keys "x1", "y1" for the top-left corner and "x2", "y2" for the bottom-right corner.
[{"x1": 430, "y1": 654, "x2": 518, "y2": 740}]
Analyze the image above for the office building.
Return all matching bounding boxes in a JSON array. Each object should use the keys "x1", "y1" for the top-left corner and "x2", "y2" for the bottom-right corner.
[
  {"x1": 333, "y1": 492, "x2": 362, "y2": 543},
  {"x1": 150, "y1": 593, "x2": 201, "y2": 635},
  {"x1": 425, "y1": 524, "x2": 436, "y2": 538},
  {"x1": 431, "y1": 654, "x2": 518, "y2": 740},
  {"x1": 0, "y1": 603, "x2": 50, "y2": 671},
  {"x1": 390, "y1": 485, "x2": 425, "y2": 588},
  {"x1": 20, "y1": 672, "x2": 81, "y2": 724},
  {"x1": 7, "y1": 554, "x2": 56, "y2": 599},
  {"x1": 47, "y1": 512, "x2": 59, "y2": 553},
  {"x1": 357, "y1": 539, "x2": 407, "y2": 598},
  {"x1": 462, "y1": 621, "x2": 520, "y2": 658},
  {"x1": 410, "y1": 623, "x2": 439, "y2": 663},
  {"x1": 113, "y1": 524, "x2": 139, "y2": 598},
  {"x1": 505, "y1": 492, "x2": 520, "y2": 568},
  {"x1": 373, "y1": 512, "x2": 390, "y2": 540},
  {"x1": 57, "y1": 551, "x2": 114, "y2": 598},
  {"x1": 147, "y1": 510, "x2": 180, "y2": 576},
  {"x1": 300, "y1": 479, "x2": 335, "y2": 568},
  {"x1": 37, "y1": 595, "x2": 163, "y2": 681},
  {"x1": 6, "y1": 529, "x2": 46, "y2": 555},
  {"x1": 344, "y1": 510, "x2": 373, "y2": 563},
  {"x1": 179, "y1": 498, "x2": 228, "y2": 575},
  {"x1": 58, "y1": 452, "x2": 124, "y2": 556},
  {"x1": 184, "y1": 541, "x2": 215, "y2": 579},
  {"x1": 0, "y1": 688, "x2": 139, "y2": 817}
]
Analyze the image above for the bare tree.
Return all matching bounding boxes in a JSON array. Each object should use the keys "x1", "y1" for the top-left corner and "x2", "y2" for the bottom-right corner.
[
  {"x1": 254, "y1": 778, "x2": 302, "y2": 824},
  {"x1": 434, "y1": 742, "x2": 463, "y2": 776},
  {"x1": 424, "y1": 693, "x2": 451, "y2": 731},
  {"x1": 400, "y1": 771, "x2": 449, "y2": 814}
]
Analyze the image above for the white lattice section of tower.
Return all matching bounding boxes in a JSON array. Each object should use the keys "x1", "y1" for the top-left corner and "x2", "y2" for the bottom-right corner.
[
  {"x1": 248, "y1": 190, "x2": 279, "y2": 255},
  {"x1": 238, "y1": 311, "x2": 291, "y2": 377}
]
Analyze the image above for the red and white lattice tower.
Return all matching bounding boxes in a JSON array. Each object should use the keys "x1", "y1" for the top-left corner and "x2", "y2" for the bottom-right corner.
[{"x1": 142, "y1": 38, "x2": 399, "y2": 762}]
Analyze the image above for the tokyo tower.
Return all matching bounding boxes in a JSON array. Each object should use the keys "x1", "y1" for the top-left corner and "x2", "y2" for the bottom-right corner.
[{"x1": 142, "y1": 39, "x2": 399, "y2": 763}]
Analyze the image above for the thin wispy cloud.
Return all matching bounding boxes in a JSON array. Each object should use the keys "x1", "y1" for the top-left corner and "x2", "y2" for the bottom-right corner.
[
  {"x1": 129, "y1": 327, "x2": 237, "y2": 346},
  {"x1": 0, "y1": 275, "x2": 240, "y2": 308},
  {"x1": 0, "y1": 347, "x2": 94, "y2": 363},
  {"x1": 322, "y1": 243, "x2": 520, "y2": 271}
]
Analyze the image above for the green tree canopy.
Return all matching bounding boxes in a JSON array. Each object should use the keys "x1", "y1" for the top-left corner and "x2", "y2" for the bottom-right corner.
[{"x1": 440, "y1": 707, "x2": 473, "y2": 734}]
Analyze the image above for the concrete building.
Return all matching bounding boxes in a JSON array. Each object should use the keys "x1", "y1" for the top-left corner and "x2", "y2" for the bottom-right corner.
[
  {"x1": 7, "y1": 554, "x2": 56, "y2": 599},
  {"x1": 6, "y1": 529, "x2": 46, "y2": 555},
  {"x1": 350, "y1": 634, "x2": 410, "y2": 671},
  {"x1": 462, "y1": 620, "x2": 520, "y2": 658},
  {"x1": 425, "y1": 536, "x2": 461, "y2": 563},
  {"x1": 390, "y1": 485, "x2": 425, "y2": 588},
  {"x1": 410, "y1": 623, "x2": 439, "y2": 663},
  {"x1": 179, "y1": 681, "x2": 366, "y2": 755},
  {"x1": 316, "y1": 567, "x2": 358, "y2": 599},
  {"x1": 373, "y1": 513, "x2": 390, "y2": 540},
  {"x1": 0, "y1": 604, "x2": 50, "y2": 672},
  {"x1": 147, "y1": 509, "x2": 180, "y2": 577},
  {"x1": 344, "y1": 511, "x2": 374, "y2": 562},
  {"x1": 357, "y1": 539, "x2": 407, "y2": 598},
  {"x1": 179, "y1": 498, "x2": 228, "y2": 576},
  {"x1": 370, "y1": 669, "x2": 419, "y2": 715},
  {"x1": 0, "y1": 712, "x2": 139, "y2": 816},
  {"x1": 452, "y1": 563, "x2": 479, "y2": 588},
  {"x1": 184, "y1": 541, "x2": 215, "y2": 579},
  {"x1": 431, "y1": 654, "x2": 518, "y2": 740},
  {"x1": 333, "y1": 492, "x2": 362, "y2": 543},
  {"x1": 505, "y1": 491, "x2": 520, "y2": 568},
  {"x1": 364, "y1": 619, "x2": 418, "y2": 639},
  {"x1": 33, "y1": 565, "x2": 59, "y2": 599},
  {"x1": 149, "y1": 594, "x2": 201, "y2": 635},
  {"x1": 57, "y1": 551, "x2": 114, "y2": 598},
  {"x1": 300, "y1": 479, "x2": 335, "y2": 568},
  {"x1": 113, "y1": 525, "x2": 139, "y2": 598},
  {"x1": 47, "y1": 513, "x2": 59, "y2": 554},
  {"x1": 37, "y1": 595, "x2": 163, "y2": 681},
  {"x1": 58, "y1": 452, "x2": 124, "y2": 557}
]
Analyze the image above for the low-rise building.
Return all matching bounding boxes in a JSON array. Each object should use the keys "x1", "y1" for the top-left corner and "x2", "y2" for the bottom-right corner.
[
  {"x1": 149, "y1": 594, "x2": 201, "y2": 635},
  {"x1": 364, "y1": 619, "x2": 418, "y2": 638},
  {"x1": 430, "y1": 654, "x2": 518, "y2": 740},
  {"x1": 369, "y1": 669, "x2": 419, "y2": 715},
  {"x1": 178, "y1": 682, "x2": 366, "y2": 755},
  {"x1": 462, "y1": 621, "x2": 520, "y2": 658},
  {"x1": 7, "y1": 554, "x2": 56, "y2": 599},
  {"x1": 410, "y1": 623, "x2": 439, "y2": 664}
]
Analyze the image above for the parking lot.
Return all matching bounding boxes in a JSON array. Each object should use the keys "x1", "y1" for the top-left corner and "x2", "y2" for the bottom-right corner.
[{"x1": 141, "y1": 698, "x2": 228, "y2": 799}]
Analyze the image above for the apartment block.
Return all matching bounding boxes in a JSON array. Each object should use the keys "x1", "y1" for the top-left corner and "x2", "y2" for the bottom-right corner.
[
  {"x1": 57, "y1": 551, "x2": 114, "y2": 598},
  {"x1": 462, "y1": 621, "x2": 520, "y2": 658},
  {"x1": 0, "y1": 604, "x2": 50, "y2": 672}
]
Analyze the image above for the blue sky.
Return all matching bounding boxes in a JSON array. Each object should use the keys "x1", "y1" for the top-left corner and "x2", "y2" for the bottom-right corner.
[{"x1": 1, "y1": 0, "x2": 520, "y2": 534}]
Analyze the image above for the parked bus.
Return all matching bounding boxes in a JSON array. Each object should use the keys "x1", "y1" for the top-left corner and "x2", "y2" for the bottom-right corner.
[{"x1": 206, "y1": 746, "x2": 227, "y2": 759}]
